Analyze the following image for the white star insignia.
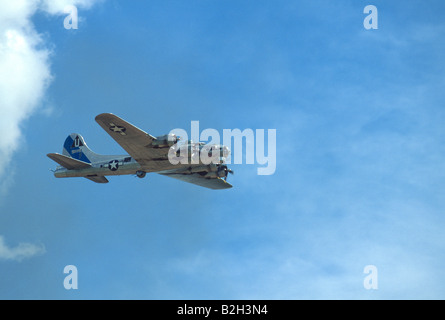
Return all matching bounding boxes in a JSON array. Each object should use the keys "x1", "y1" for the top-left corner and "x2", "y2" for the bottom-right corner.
[
  {"x1": 109, "y1": 123, "x2": 127, "y2": 136},
  {"x1": 108, "y1": 160, "x2": 119, "y2": 171}
]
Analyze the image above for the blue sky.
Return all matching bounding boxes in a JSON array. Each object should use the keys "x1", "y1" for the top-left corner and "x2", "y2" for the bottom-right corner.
[{"x1": 1, "y1": 0, "x2": 445, "y2": 299}]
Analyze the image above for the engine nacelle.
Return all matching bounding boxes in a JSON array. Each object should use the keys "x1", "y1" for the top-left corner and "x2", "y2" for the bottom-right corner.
[
  {"x1": 188, "y1": 164, "x2": 218, "y2": 174},
  {"x1": 175, "y1": 143, "x2": 200, "y2": 159},
  {"x1": 152, "y1": 134, "x2": 179, "y2": 148},
  {"x1": 204, "y1": 165, "x2": 232, "y2": 179},
  {"x1": 199, "y1": 144, "x2": 230, "y2": 159},
  {"x1": 172, "y1": 143, "x2": 230, "y2": 165}
]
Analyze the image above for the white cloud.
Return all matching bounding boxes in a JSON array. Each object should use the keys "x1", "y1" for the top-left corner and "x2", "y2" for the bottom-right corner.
[
  {"x1": 0, "y1": 7, "x2": 49, "y2": 188},
  {"x1": 41, "y1": 0, "x2": 102, "y2": 15},
  {"x1": 0, "y1": 0, "x2": 103, "y2": 194},
  {"x1": 0, "y1": 0, "x2": 103, "y2": 261},
  {"x1": 0, "y1": 235, "x2": 45, "y2": 262}
]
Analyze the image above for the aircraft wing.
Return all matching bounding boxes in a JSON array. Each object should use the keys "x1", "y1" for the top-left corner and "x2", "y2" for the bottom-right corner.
[
  {"x1": 95, "y1": 113, "x2": 167, "y2": 171},
  {"x1": 159, "y1": 171, "x2": 233, "y2": 190}
]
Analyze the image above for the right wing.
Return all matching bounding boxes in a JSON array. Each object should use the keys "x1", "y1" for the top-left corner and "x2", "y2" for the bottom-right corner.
[
  {"x1": 95, "y1": 113, "x2": 167, "y2": 171},
  {"x1": 159, "y1": 172, "x2": 233, "y2": 190}
]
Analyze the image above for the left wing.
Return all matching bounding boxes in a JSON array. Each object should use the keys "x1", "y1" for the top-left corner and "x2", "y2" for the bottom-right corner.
[
  {"x1": 95, "y1": 113, "x2": 167, "y2": 171},
  {"x1": 159, "y1": 172, "x2": 233, "y2": 190}
]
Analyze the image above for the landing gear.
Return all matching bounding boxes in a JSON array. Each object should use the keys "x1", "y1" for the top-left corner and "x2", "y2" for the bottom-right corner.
[{"x1": 136, "y1": 170, "x2": 146, "y2": 178}]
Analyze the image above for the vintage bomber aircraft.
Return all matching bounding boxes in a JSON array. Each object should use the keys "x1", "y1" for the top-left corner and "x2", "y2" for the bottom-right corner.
[{"x1": 47, "y1": 113, "x2": 233, "y2": 189}]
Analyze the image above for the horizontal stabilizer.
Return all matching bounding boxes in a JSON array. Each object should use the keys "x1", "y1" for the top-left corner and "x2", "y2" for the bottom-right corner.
[
  {"x1": 47, "y1": 153, "x2": 91, "y2": 170},
  {"x1": 85, "y1": 175, "x2": 109, "y2": 183}
]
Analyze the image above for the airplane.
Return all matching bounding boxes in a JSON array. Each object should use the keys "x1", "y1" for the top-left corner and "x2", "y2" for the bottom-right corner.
[{"x1": 47, "y1": 113, "x2": 233, "y2": 189}]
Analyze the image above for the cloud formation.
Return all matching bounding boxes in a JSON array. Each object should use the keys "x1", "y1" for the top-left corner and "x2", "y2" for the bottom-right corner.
[
  {"x1": 0, "y1": 0, "x2": 103, "y2": 260},
  {"x1": 0, "y1": 1, "x2": 50, "y2": 187},
  {"x1": 0, "y1": 0, "x2": 102, "y2": 193},
  {"x1": 0, "y1": 235, "x2": 45, "y2": 261}
]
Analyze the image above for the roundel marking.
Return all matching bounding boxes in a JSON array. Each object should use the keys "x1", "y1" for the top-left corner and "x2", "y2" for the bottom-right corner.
[
  {"x1": 108, "y1": 160, "x2": 119, "y2": 171},
  {"x1": 109, "y1": 123, "x2": 127, "y2": 136}
]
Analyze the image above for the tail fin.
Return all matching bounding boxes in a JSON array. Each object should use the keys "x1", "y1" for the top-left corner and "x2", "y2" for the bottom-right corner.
[{"x1": 62, "y1": 133, "x2": 102, "y2": 163}]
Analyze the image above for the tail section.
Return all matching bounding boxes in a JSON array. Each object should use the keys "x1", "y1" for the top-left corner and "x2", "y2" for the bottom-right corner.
[
  {"x1": 62, "y1": 133, "x2": 103, "y2": 163},
  {"x1": 48, "y1": 133, "x2": 129, "y2": 184}
]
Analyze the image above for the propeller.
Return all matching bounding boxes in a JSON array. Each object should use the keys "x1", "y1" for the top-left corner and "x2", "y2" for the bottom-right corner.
[
  {"x1": 219, "y1": 165, "x2": 234, "y2": 181},
  {"x1": 224, "y1": 168, "x2": 234, "y2": 181}
]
